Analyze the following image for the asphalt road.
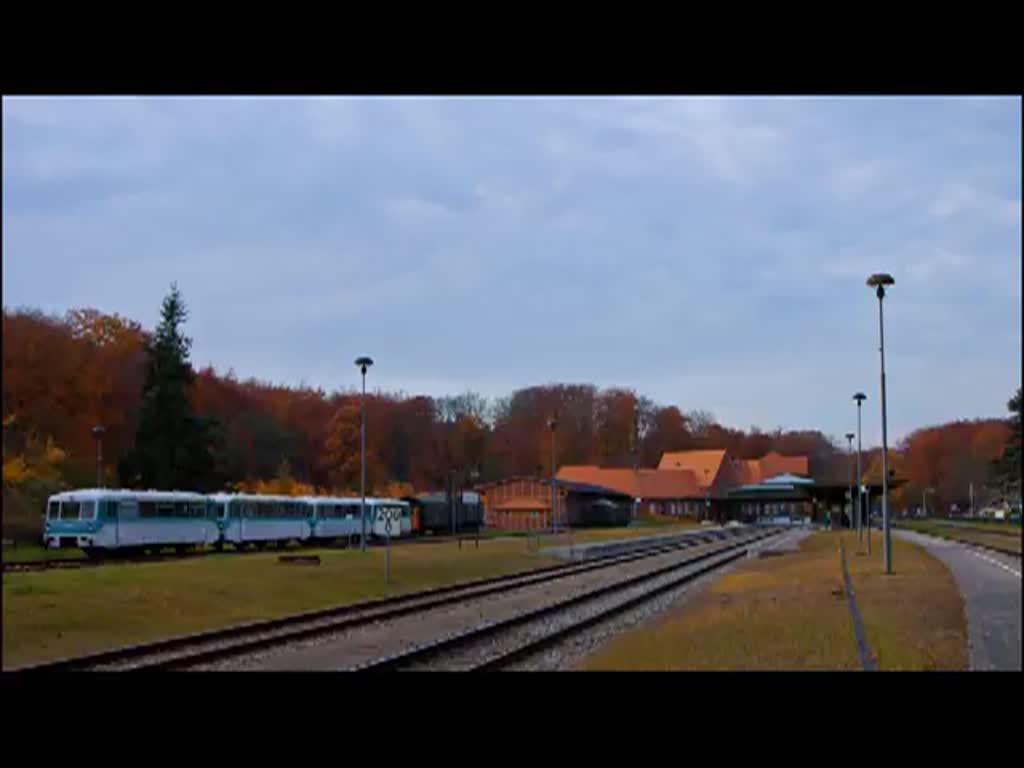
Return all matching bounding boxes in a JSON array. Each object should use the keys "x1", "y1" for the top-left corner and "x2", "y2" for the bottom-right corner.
[{"x1": 894, "y1": 529, "x2": 1021, "y2": 671}]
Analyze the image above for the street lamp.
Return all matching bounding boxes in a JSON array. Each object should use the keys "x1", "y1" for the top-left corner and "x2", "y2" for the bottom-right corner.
[
  {"x1": 853, "y1": 393, "x2": 867, "y2": 545},
  {"x1": 548, "y1": 417, "x2": 557, "y2": 533},
  {"x1": 845, "y1": 432, "x2": 855, "y2": 530},
  {"x1": 867, "y1": 272, "x2": 895, "y2": 574},
  {"x1": 355, "y1": 356, "x2": 374, "y2": 552},
  {"x1": 91, "y1": 425, "x2": 106, "y2": 488}
]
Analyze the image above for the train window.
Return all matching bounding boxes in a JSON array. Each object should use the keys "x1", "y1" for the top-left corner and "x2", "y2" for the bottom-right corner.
[
  {"x1": 157, "y1": 503, "x2": 176, "y2": 518},
  {"x1": 189, "y1": 503, "x2": 206, "y2": 518},
  {"x1": 139, "y1": 502, "x2": 158, "y2": 518},
  {"x1": 79, "y1": 501, "x2": 97, "y2": 520},
  {"x1": 47, "y1": 501, "x2": 60, "y2": 520},
  {"x1": 219, "y1": 504, "x2": 227, "y2": 519},
  {"x1": 61, "y1": 501, "x2": 81, "y2": 520},
  {"x1": 119, "y1": 501, "x2": 140, "y2": 519}
]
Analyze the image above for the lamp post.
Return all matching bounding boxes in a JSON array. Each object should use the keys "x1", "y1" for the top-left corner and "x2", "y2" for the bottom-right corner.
[
  {"x1": 853, "y1": 393, "x2": 867, "y2": 544},
  {"x1": 91, "y1": 425, "x2": 106, "y2": 488},
  {"x1": 355, "y1": 356, "x2": 373, "y2": 552},
  {"x1": 548, "y1": 417, "x2": 557, "y2": 534},
  {"x1": 867, "y1": 273, "x2": 895, "y2": 574},
  {"x1": 845, "y1": 432, "x2": 855, "y2": 530}
]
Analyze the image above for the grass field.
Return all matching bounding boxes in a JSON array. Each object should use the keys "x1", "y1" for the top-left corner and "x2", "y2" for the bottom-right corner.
[
  {"x1": 0, "y1": 519, "x2": 701, "y2": 563},
  {"x1": 580, "y1": 530, "x2": 967, "y2": 671},
  {"x1": 2, "y1": 541, "x2": 86, "y2": 562},
  {"x1": 843, "y1": 531, "x2": 967, "y2": 670},
  {"x1": 2, "y1": 539, "x2": 560, "y2": 669}
]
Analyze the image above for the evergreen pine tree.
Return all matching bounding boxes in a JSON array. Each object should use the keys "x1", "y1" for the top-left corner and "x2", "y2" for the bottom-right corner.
[
  {"x1": 989, "y1": 386, "x2": 1022, "y2": 505},
  {"x1": 120, "y1": 284, "x2": 220, "y2": 491}
]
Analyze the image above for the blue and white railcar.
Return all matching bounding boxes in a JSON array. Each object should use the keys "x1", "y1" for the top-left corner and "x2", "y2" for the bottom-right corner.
[
  {"x1": 44, "y1": 489, "x2": 215, "y2": 554},
  {"x1": 306, "y1": 496, "x2": 362, "y2": 542},
  {"x1": 211, "y1": 493, "x2": 313, "y2": 548}
]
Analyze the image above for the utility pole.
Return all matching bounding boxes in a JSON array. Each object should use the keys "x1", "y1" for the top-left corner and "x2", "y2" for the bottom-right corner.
[
  {"x1": 867, "y1": 272, "x2": 895, "y2": 574},
  {"x1": 354, "y1": 356, "x2": 373, "y2": 552}
]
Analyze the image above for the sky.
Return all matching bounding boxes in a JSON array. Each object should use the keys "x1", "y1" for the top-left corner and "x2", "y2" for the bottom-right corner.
[{"x1": 2, "y1": 96, "x2": 1021, "y2": 447}]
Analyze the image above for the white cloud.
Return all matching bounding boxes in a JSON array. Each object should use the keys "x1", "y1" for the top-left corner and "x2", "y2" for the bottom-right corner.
[{"x1": 905, "y1": 247, "x2": 971, "y2": 281}]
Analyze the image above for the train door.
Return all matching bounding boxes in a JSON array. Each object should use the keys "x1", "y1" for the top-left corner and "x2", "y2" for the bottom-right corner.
[{"x1": 117, "y1": 500, "x2": 139, "y2": 546}]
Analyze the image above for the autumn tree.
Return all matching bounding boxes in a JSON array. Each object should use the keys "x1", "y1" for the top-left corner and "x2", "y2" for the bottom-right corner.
[{"x1": 120, "y1": 285, "x2": 220, "y2": 491}]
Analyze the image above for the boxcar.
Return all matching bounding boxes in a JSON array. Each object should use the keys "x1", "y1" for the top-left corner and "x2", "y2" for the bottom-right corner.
[{"x1": 408, "y1": 492, "x2": 483, "y2": 534}]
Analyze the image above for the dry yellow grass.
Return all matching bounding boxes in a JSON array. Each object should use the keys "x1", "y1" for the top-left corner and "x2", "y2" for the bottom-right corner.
[
  {"x1": 581, "y1": 532, "x2": 859, "y2": 670},
  {"x1": 580, "y1": 530, "x2": 968, "y2": 671},
  {"x1": 2, "y1": 539, "x2": 559, "y2": 669},
  {"x1": 844, "y1": 531, "x2": 967, "y2": 670}
]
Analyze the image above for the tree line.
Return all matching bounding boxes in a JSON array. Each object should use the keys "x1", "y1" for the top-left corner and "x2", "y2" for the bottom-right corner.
[{"x1": 3, "y1": 286, "x2": 1020, "y2": 537}]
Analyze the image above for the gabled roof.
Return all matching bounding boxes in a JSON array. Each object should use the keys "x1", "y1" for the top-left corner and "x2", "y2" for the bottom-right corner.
[
  {"x1": 556, "y1": 466, "x2": 701, "y2": 499},
  {"x1": 657, "y1": 449, "x2": 728, "y2": 489},
  {"x1": 758, "y1": 452, "x2": 810, "y2": 479},
  {"x1": 734, "y1": 453, "x2": 810, "y2": 484}
]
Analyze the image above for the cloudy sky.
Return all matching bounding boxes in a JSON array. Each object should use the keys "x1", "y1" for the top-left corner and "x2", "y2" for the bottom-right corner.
[{"x1": 3, "y1": 96, "x2": 1020, "y2": 445}]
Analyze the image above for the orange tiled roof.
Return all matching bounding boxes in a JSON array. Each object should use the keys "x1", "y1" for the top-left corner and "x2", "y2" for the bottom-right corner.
[
  {"x1": 757, "y1": 451, "x2": 809, "y2": 479},
  {"x1": 736, "y1": 459, "x2": 762, "y2": 484},
  {"x1": 556, "y1": 466, "x2": 701, "y2": 499},
  {"x1": 657, "y1": 449, "x2": 728, "y2": 489}
]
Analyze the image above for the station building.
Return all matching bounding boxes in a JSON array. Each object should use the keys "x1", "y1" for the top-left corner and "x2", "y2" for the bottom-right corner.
[{"x1": 479, "y1": 449, "x2": 905, "y2": 530}]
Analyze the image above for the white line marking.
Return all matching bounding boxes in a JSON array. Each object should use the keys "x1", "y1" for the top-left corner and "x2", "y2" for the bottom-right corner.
[{"x1": 970, "y1": 551, "x2": 1022, "y2": 579}]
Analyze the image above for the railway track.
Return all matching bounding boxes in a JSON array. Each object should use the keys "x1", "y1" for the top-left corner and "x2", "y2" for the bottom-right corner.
[
  {"x1": 352, "y1": 530, "x2": 777, "y2": 672},
  {"x1": 1, "y1": 531, "x2": 509, "y2": 573},
  {"x1": 894, "y1": 525, "x2": 1022, "y2": 559},
  {"x1": 11, "y1": 526, "x2": 769, "y2": 672},
  {"x1": 929, "y1": 533, "x2": 1020, "y2": 559},
  {"x1": 930, "y1": 522, "x2": 1023, "y2": 539}
]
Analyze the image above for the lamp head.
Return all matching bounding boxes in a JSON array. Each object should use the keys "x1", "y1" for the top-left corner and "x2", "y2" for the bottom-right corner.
[
  {"x1": 845, "y1": 432, "x2": 855, "y2": 441},
  {"x1": 866, "y1": 273, "x2": 894, "y2": 299},
  {"x1": 92, "y1": 425, "x2": 106, "y2": 438},
  {"x1": 853, "y1": 392, "x2": 867, "y2": 405},
  {"x1": 354, "y1": 356, "x2": 374, "y2": 374}
]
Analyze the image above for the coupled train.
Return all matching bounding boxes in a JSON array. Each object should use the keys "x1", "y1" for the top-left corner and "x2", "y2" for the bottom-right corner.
[{"x1": 43, "y1": 489, "x2": 413, "y2": 557}]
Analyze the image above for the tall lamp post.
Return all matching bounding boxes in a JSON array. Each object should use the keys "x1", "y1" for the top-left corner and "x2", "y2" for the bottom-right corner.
[
  {"x1": 355, "y1": 356, "x2": 374, "y2": 552},
  {"x1": 548, "y1": 417, "x2": 557, "y2": 533},
  {"x1": 853, "y1": 393, "x2": 867, "y2": 544},
  {"x1": 867, "y1": 273, "x2": 895, "y2": 574},
  {"x1": 91, "y1": 425, "x2": 106, "y2": 488},
  {"x1": 845, "y1": 432, "x2": 855, "y2": 530}
]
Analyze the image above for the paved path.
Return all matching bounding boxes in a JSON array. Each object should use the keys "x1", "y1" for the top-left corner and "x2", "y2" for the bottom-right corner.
[{"x1": 895, "y1": 529, "x2": 1021, "y2": 671}]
